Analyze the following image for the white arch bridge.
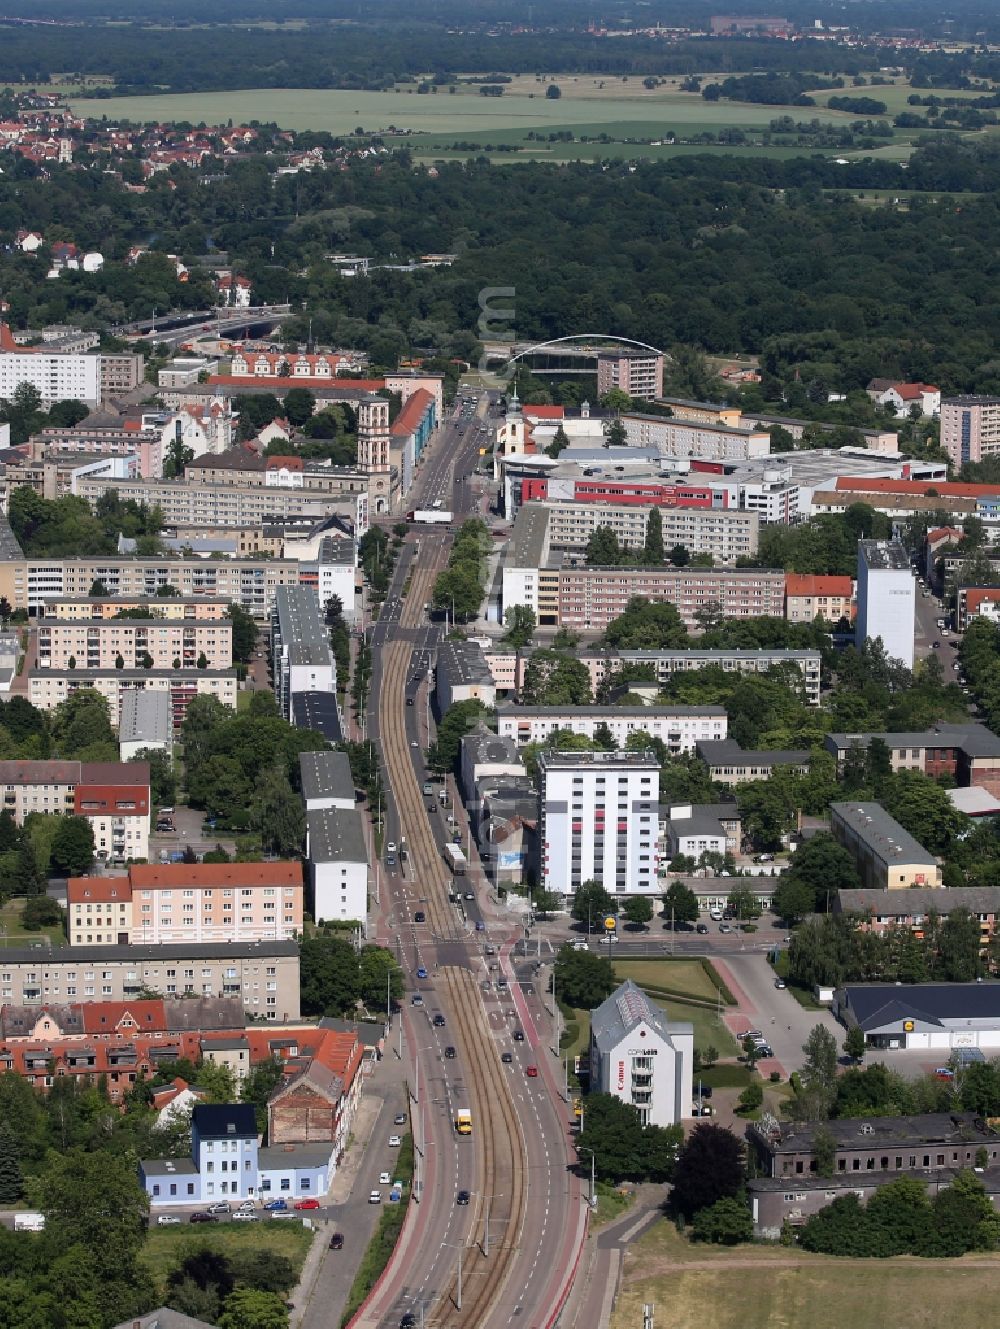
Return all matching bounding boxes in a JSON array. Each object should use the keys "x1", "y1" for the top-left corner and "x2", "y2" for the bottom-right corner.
[{"x1": 490, "y1": 333, "x2": 665, "y2": 375}]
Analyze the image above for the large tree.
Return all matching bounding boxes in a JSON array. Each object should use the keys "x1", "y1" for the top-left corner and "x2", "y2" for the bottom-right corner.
[
  {"x1": 571, "y1": 880, "x2": 617, "y2": 931},
  {"x1": 553, "y1": 945, "x2": 616, "y2": 1009},
  {"x1": 576, "y1": 1093, "x2": 681, "y2": 1183},
  {"x1": 603, "y1": 597, "x2": 688, "y2": 649},
  {"x1": 661, "y1": 880, "x2": 699, "y2": 925},
  {"x1": 670, "y1": 1123, "x2": 745, "y2": 1220},
  {"x1": 49, "y1": 816, "x2": 95, "y2": 876}
]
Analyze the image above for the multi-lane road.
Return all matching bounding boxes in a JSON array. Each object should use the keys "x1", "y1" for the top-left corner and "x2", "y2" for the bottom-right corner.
[{"x1": 347, "y1": 394, "x2": 584, "y2": 1329}]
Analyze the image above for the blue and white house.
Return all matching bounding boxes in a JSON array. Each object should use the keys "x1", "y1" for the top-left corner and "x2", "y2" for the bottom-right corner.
[{"x1": 140, "y1": 1102, "x2": 337, "y2": 1207}]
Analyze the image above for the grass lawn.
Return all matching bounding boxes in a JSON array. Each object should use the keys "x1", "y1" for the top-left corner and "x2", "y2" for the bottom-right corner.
[
  {"x1": 611, "y1": 1220, "x2": 1000, "y2": 1329},
  {"x1": 647, "y1": 997, "x2": 737, "y2": 1059},
  {"x1": 141, "y1": 1222, "x2": 313, "y2": 1297},
  {"x1": 612, "y1": 959, "x2": 719, "y2": 1004},
  {"x1": 0, "y1": 898, "x2": 66, "y2": 950},
  {"x1": 591, "y1": 1181, "x2": 635, "y2": 1229}
]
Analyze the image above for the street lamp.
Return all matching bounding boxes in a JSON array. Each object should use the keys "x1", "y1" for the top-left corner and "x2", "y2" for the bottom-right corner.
[
  {"x1": 577, "y1": 1144, "x2": 598, "y2": 1210},
  {"x1": 441, "y1": 1241, "x2": 468, "y2": 1310}
]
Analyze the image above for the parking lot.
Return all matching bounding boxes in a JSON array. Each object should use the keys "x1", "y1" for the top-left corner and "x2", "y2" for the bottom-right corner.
[{"x1": 147, "y1": 804, "x2": 238, "y2": 862}]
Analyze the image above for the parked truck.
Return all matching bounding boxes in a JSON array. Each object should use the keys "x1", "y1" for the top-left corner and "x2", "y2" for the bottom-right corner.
[
  {"x1": 14, "y1": 1213, "x2": 45, "y2": 1232},
  {"x1": 454, "y1": 1108, "x2": 472, "y2": 1136},
  {"x1": 443, "y1": 844, "x2": 467, "y2": 876}
]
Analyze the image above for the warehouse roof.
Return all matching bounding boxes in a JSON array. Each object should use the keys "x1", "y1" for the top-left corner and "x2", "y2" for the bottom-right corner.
[
  {"x1": 830, "y1": 801, "x2": 937, "y2": 867},
  {"x1": 841, "y1": 983, "x2": 1000, "y2": 1030}
]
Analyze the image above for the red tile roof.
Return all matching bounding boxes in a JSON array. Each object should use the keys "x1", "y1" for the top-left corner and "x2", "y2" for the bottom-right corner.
[
  {"x1": 785, "y1": 573, "x2": 854, "y2": 598},
  {"x1": 390, "y1": 388, "x2": 435, "y2": 437},
  {"x1": 522, "y1": 404, "x2": 565, "y2": 420},
  {"x1": 835, "y1": 477, "x2": 1000, "y2": 499},
  {"x1": 67, "y1": 876, "x2": 132, "y2": 905},
  {"x1": 962, "y1": 588, "x2": 1000, "y2": 611},
  {"x1": 128, "y1": 861, "x2": 303, "y2": 890}
]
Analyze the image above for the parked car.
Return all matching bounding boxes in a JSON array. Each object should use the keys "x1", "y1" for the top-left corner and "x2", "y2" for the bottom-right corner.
[
  {"x1": 156, "y1": 1215, "x2": 181, "y2": 1226},
  {"x1": 475, "y1": 921, "x2": 486, "y2": 932},
  {"x1": 233, "y1": 1212, "x2": 260, "y2": 1222},
  {"x1": 329, "y1": 1233, "x2": 344, "y2": 1250},
  {"x1": 207, "y1": 1202, "x2": 230, "y2": 1215},
  {"x1": 263, "y1": 1198, "x2": 288, "y2": 1211},
  {"x1": 294, "y1": 1198, "x2": 320, "y2": 1210},
  {"x1": 394, "y1": 1112, "x2": 408, "y2": 1125},
  {"x1": 190, "y1": 1213, "x2": 217, "y2": 1224},
  {"x1": 379, "y1": 1172, "x2": 392, "y2": 1185},
  {"x1": 389, "y1": 1134, "x2": 402, "y2": 1146},
  {"x1": 411, "y1": 994, "x2": 423, "y2": 1006},
  {"x1": 774, "y1": 978, "x2": 787, "y2": 989},
  {"x1": 369, "y1": 1191, "x2": 382, "y2": 1204}
]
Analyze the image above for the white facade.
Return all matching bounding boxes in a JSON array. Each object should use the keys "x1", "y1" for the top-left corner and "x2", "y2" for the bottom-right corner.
[
  {"x1": 621, "y1": 413, "x2": 770, "y2": 460},
  {"x1": 0, "y1": 350, "x2": 101, "y2": 408},
  {"x1": 317, "y1": 541, "x2": 359, "y2": 623},
  {"x1": 306, "y1": 807, "x2": 369, "y2": 932},
  {"x1": 856, "y1": 540, "x2": 915, "y2": 669},
  {"x1": 501, "y1": 564, "x2": 539, "y2": 618},
  {"x1": 539, "y1": 750, "x2": 660, "y2": 899},
  {"x1": 590, "y1": 980, "x2": 694, "y2": 1127},
  {"x1": 497, "y1": 706, "x2": 727, "y2": 753}
]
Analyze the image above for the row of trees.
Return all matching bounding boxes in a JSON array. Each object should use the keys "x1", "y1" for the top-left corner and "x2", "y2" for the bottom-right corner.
[
  {"x1": 431, "y1": 519, "x2": 491, "y2": 623},
  {"x1": 299, "y1": 933, "x2": 403, "y2": 1017}
]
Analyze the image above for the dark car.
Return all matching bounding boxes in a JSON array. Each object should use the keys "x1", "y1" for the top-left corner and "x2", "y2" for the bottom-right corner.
[
  {"x1": 329, "y1": 1233, "x2": 344, "y2": 1250},
  {"x1": 456, "y1": 1190, "x2": 471, "y2": 1206},
  {"x1": 433, "y1": 1013, "x2": 445, "y2": 1027},
  {"x1": 501, "y1": 1051, "x2": 513, "y2": 1063},
  {"x1": 414, "y1": 911, "x2": 426, "y2": 923},
  {"x1": 401, "y1": 1315, "x2": 416, "y2": 1329},
  {"x1": 512, "y1": 1029, "x2": 525, "y2": 1042},
  {"x1": 445, "y1": 1045, "x2": 456, "y2": 1059},
  {"x1": 696, "y1": 923, "x2": 709, "y2": 934},
  {"x1": 189, "y1": 1213, "x2": 217, "y2": 1224},
  {"x1": 406, "y1": 697, "x2": 414, "y2": 706}
]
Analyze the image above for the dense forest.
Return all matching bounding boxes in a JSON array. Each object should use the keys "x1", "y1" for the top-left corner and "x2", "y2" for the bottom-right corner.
[{"x1": 4, "y1": 140, "x2": 1000, "y2": 392}]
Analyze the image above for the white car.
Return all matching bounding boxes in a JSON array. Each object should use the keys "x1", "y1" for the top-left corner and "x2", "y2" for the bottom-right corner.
[
  {"x1": 389, "y1": 1135, "x2": 402, "y2": 1147},
  {"x1": 235, "y1": 1200, "x2": 256, "y2": 1213},
  {"x1": 386, "y1": 842, "x2": 397, "y2": 855},
  {"x1": 379, "y1": 1171, "x2": 392, "y2": 1185},
  {"x1": 369, "y1": 1191, "x2": 382, "y2": 1204},
  {"x1": 156, "y1": 1215, "x2": 181, "y2": 1226},
  {"x1": 232, "y1": 1212, "x2": 260, "y2": 1222}
]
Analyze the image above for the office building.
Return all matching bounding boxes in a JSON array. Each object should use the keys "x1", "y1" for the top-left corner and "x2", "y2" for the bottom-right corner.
[
  {"x1": 855, "y1": 540, "x2": 915, "y2": 669},
  {"x1": 306, "y1": 807, "x2": 369, "y2": 931},
  {"x1": 596, "y1": 351, "x2": 664, "y2": 400},
  {"x1": 696, "y1": 739, "x2": 811, "y2": 787},
  {"x1": 0, "y1": 759, "x2": 150, "y2": 862},
  {"x1": 0, "y1": 939, "x2": 300, "y2": 1018},
  {"x1": 539, "y1": 750, "x2": 660, "y2": 900},
  {"x1": 66, "y1": 862, "x2": 304, "y2": 947},
  {"x1": 118, "y1": 689, "x2": 173, "y2": 761},
  {"x1": 35, "y1": 618, "x2": 232, "y2": 671},
  {"x1": 829, "y1": 801, "x2": 942, "y2": 891},
  {"x1": 823, "y1": 723, "x2": 1000, "y2": 796},
  {"x1": 589, "y1": 979, "x2": 693, "y2": 1127},
  {"x1": 940, "y1": 396, "x2": 1000, "y2": 468},
  {"x1": 29, "y1": 669, "x2": 238, "y2": 726},
  {"x1": 271, "y1": 585, "x2": 337, "y2": 721},
  {"x1": 496, "y1": 705, "x2": 727, "y2": 752}
]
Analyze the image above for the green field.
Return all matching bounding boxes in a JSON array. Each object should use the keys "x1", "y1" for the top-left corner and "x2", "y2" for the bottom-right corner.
[
  {"x1": 612, "y1": 1221, "x2": 1000, "y2": 1329},
  {"x1": 141, "y1": 1221, "x2": 313, "y2": 1296},
  {"x1": 0, "y1": 898, "x2": 66, "y2": 950},
  {"x1": 612, "y1": 959, "x2": 720, "y2": 1004},
  {"x1": 66, "y1": 83, "x2": 858, "y2": 139}
]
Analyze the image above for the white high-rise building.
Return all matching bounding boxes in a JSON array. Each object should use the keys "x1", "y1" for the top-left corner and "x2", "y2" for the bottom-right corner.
[
  {"x1": 856, "y1": 540, "x2": 915, "y2": 669},
  {"x1": 589, "y1": 980, "x2": 693, "y2": 1127},
  {"x1": 539, "y1": 750, "x2": 660, "y2": 901}
]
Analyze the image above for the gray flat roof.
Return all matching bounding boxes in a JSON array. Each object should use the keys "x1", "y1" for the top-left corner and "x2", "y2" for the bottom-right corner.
[
  {"x1": 258, "y1": 1142, "x2": 336, "y2": 1169},
  {"x1": 831, "y1": 801, "x2": 938, "y2": 867},
  {"x1": 859, "y1": 539, "x2": 910, "y2": 571},
  {"x1": 509, "y1": 503, "x2": 551, "y2": 567},
  {"x1": 119, "y1": 688, "x2": 173, "y2": 746},
  {"x1": 837, "y1": 887, "x2": 1000, "y2": 915},
  {"x1": 826, "y1": 723, "x2": 1000, "y2": 760},
  {"x1": 307, "y1": 806, "x2": 368, "y2": 865},
  {"x1": 274, "y1": 585, "x2": 332, "y2": 653},
  {"x1": 697, "y1": 739, "x2": 810, "y2": 766},
  {"x1": 318, "y1": 536, "x2": 356, "y2": 566},
  {"x1": 299, "y1": 749, "x2": 355, "y2": 803},
  {"x1": 437, "y1": 639, "x2": 492, "y2": 687},
  {"x1": 291, "y1": 692, "x2": 343, "y2": 743},
  {"x1": 140, "y1": 1158, "x2": 200, "y2": 1177},
  {"x1": 0, "y1": 939, "x2": 298, "y2": 963},
  {"x1": 36, "y1": 618, "x2": 232, "y2": 630}
]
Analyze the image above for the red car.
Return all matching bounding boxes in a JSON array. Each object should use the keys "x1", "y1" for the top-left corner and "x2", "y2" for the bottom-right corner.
[
  {"x1": 526, "y1": 1065, "x2": 538, "y2": 1078},
  {"x1": 294, "y1": 1198, "x2": 321, "y2": 1210}
]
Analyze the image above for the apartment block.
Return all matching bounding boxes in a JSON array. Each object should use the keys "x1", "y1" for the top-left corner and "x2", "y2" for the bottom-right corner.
[
  {"x1": 496, "y1": 705, "x2": 727, "y2": 752},
  {"x1": 785, "y1": 573, "x2": 856, "y2": 624},
  {"x1": 306, "y1": 807, "x2": 369, "y2": 931},
  {"x1": 0, "y1": 546, "x2": 305, "y2": 617},
  {"x1": 66, "y1": 862, "x2": 304, "y2": 946},
  {"x1": 38, "y1": 596, "x2": 230, "y2": 622},
  {"x1": 29, "y1": 669, "x2": 238, "y2": 726},
  {"x1": 435, "y1": 639, "x2": 497, "y2": 711},
  {"x1": 0, "y1": 940, "x2": 301, "y2": 1019},
  {"x1": 576, "y1": 647, "x2": 823, "y2": 706},
  {"x1": 99, "y1": 352, "x2": 145, "y2": 400},
  {"x1": 829, "y1": 801, "x2": 942, "y2": 891},
  {"x1": 940, "y1": 395, "x2": 1000, "y2": 468},
  {"x1": 956, "y1": 585, "x2": 1000, "y2": 632},
  {"x1": 0, "y1": 760, "x2": 150, "y2": 862},
  {"x1": 299, "y1": 750, "x2": 356, "y2": 812},
  {"x1": 856, "y1": 540, "x2": 915, "y2": 670},
  {"x1": 35, "y1": 618, "x2": 232, "y2": 671},
  {"x1": 539, "y1": 749, "x2": 660, "y2": 900},
  {"x1": 0, "y1": 334, "x2": 100, "y2": 406},
  {"x1": 271, "y1": 585, "x2": 337, "y2": 721},
  {"x1": 528, "y1": 499, "x2": 759, "y2": 564},
  {"x1": 621, "y1": 412, "x2": 770, "y2": 460},
  {"x1": 552, "y1": 566, "x2": 785, "y2": 632},
  {"x1": 596, "y1": 351, "x2": 664, "y2": 400}
]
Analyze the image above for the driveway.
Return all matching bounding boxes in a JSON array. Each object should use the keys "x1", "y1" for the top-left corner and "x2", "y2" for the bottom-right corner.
[{"x1": 716, "y1": 951, "x2": 842, "y2": 1076}]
